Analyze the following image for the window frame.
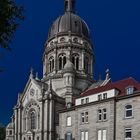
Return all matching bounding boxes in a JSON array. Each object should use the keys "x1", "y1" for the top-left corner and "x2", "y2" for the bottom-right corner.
[
  {"x1": 126, "y1": 86, "x2": 134, "y2": 95},
  {"x1": 80, "y1": 131, "x2": 89, "y2": 140},
  {"x1": 125, "y1": 105, "x2": 133, "y2": 119},
  {"x1": 81, "y1": 111, "x2": 89, "y2": 124},
  {"x1": 97, "y1": 108, "x2": 107, "y2": 122},
  {"x1": 125, "y1": 128, "x2": 132, "y2": 140},
  {"x1": 66, "y1": 116, "x2": 72, "y2": 127},
  {"x1": 97, "y1": 129, "x2": 107, "y2": 140},
  {"x1": 65, "y1": 132, "x2": 72, "y2": 140}
]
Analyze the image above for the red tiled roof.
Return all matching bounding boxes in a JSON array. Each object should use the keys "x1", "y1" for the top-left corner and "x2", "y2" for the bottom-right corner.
[{"x1": 80, "y1": 77, "x2": 140, "y2": 97}]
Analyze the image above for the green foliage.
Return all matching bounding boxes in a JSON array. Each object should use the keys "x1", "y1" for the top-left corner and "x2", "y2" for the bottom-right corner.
[
  {"x1": 0, "y1": 0, "x2": 24, "y2": 50},
  {"x1": 0, "y1": 124, "x2": 6, "y2": 140}
]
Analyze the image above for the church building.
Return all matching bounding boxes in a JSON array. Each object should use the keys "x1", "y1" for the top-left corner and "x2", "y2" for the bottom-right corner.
[{"x1": 6, "y1": 0, "x2": 140, "y2": 140}]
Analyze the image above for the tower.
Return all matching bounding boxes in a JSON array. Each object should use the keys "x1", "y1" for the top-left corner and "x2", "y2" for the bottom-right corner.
[{"x1": 43, "y1": 0, "x2": 95, "y2": 100}]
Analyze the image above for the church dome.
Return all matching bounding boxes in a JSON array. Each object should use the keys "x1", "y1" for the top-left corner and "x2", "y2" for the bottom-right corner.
[{"x1": 48, "y1": 0, "x2": 90, "y2": 39}]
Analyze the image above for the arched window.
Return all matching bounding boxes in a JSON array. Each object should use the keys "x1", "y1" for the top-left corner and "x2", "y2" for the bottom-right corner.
[
  {"x1": 84, "y1": 56, "x2": 89, "y2": 73},
  {"x1": 125, "y1": 105, "x2": 133, "y2": 118},
  {"x1": 30, "y1": 111, "x2": 36, "y2": 130},
  {"x1": 59, "y1": 54, "x2": 66, "y2": 70},
  {"x1": 67, "y1": 116, "x2": 72, "y2": 126},
  {"x1": 72, "y1": 54, "x2": 79, "y2": 70},
  {"x1": 49, "y1": 57, "x2": 54, "y2": 72}
]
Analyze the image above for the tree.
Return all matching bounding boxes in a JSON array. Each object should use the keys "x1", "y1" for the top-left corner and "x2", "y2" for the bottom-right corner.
[
  {"x1": 0, "y1": 0, "x2": 24, "y2": 50},
  {"x1": 0, "y1": 124, "x2": 6, "y2": 140}
]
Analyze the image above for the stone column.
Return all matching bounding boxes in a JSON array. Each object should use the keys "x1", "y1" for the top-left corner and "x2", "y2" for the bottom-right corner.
[
  {"x1": 54, "y1": 48, "x2": 57, "y2": 73},
  {"x1": 18, "y1": 107, "x2": 22, "y2": 140},
  {"x1": 14, "y1": 108, "x2": 18, "y2": 140},
  {"x1": 81, "y1": 50, "x2": 85, "y2": 72},
  {"x1": 40, "y1": 100, "x2": 45, "y2": 140},
  {"x1": 49, "y1": 99, "x2": 55, "y2": 140}
]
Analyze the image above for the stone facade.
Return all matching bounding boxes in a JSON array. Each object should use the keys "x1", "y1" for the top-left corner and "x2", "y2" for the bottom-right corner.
[
  {"x1": 116, "y1": 94, "x2": 140, "y2": 140},
  {"x1": 59, "y1": 99, "x2": 115, "y2": 140}
]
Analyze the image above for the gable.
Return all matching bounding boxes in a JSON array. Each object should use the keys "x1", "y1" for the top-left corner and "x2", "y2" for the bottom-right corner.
[{"x1": 21, "y1": 78, "x2": 42, "y2": 107}]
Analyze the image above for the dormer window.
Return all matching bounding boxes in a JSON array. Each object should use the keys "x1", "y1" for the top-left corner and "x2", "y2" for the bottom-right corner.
[
  {"x1": 98, "y1": 94, "x2": 102, "y2": 101},
  {"x1": 81, "y1": 99, "x2": 84, "y2": 105},
  {"x1": 103, "y1": 93, "x2": 107, "y2": 99},
  {"x1": 126, "y1": 86, "x2": 134, "y2": 95},
  {"x1": 85, "y1": 98, "x2": 89, "y2": 104}
]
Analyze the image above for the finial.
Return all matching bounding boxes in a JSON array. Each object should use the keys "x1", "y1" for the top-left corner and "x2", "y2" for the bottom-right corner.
[
  {"x1": 35, "y1": 72, "x2": 39, "y2": 80},
  {"x1": 106, "y1": 69, "x2": 110, "y2": 80},
  {"x1": 65, "y1": 0, "x2": 75, "y2": 13},
  {"x1": 30, "y1": 68, "x2": 34, "y2": 79}
]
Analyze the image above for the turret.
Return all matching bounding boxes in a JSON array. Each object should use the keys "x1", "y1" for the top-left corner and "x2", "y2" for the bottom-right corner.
[{"x1": 63, "y1": 60, "x2": 75, "y2": 107}]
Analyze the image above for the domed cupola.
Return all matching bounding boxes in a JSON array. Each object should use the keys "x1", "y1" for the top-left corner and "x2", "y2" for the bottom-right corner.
[
  {"x1": 48, "y1": 0, "x2": 90, "y2": 39},
  {"x1": 43, "y1": 0, "x2": 95, "y2": 98}
]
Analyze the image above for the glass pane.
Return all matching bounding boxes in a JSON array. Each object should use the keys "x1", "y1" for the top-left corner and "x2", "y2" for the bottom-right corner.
[
  {"x1": 103, "y1": 130, "x2": 107, "y2": 140},
  {"x1": 126, "y1": 110, "x2": 132, "y2": 117},
  {"x1": 103, "y1": 114, "x2": 107, "y2": 120},
  {"x1": 126, "y1": 105, "x2": 132, "y2": 109},
  {"x1": 67, "y1": 117, "x2": 71, "y2": 126},
  {"x1": 98, "y1": 130, "x2": 102, "y2": 140},
  {"x1": 81, "y1": 132, "x2": 84, "y2": 140},
  {"x1": 126, "y1": 131, "x2": 132, "y2": 138},
  {"x1": 85, "y1": 131, "x2": 88, "y2": 140},
  {"x1": 67, "y1": 133, "x2": 72, "y2": 140}
]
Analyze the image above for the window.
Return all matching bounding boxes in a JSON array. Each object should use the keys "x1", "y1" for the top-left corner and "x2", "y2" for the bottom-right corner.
[
  {"x1": 80, "y1": 131, "x2": 88, "y2": 140},
  {"x1": 103, "y1": 93, "x2": 107, "y2": 99},
  {"x1": 81, "y1": 98, "x2": 89, "y2": 105},
  {"x1": 125, "y1": 105, "x2": 133, "y2": 118},
  {"x1": 98, "y1": 109, "x2": 107, "y2": 121},
  {"x1": 81, "y1": 113, "x2": 85, "y2": 123},
  {"x1": 49, "y1": 57, "x2": 54, "y2": 72},
  {"x1": 126, "y1": 87, "x2": 134, "y2": 95},
  {"x1": 67, "y1": 116, "x2": 72, "y2": 126},
  {"x1": 98, "y1": 109, "x2": 102, "y2": 121},
  {"x1": 72, "y1": 54, "x2": 79, "y2": 70},
  {"x1": 125, "y1": 128, "x2": 132, "y2": 139},
  {"x1": 66, "y1": 132, "x2": 72, "y2": 140},
  {"x1": 85, "y1": 112, "x2": 88, "y2": 123},
  {"x1": 81, "y1": 99, "x2": 84, "y2": 105},
  {"x1": 84, "y1": 57, "x2": 89, "y2": 73},
  {"x1": 85, "y1": 98, "x2": 89, "y2": 104},
  {"x1": 9, "y1": 130, "x2": 12, "y2": 135},
  {"x1": 103, "y1": 109, "x2": 107, "y2": 120},
  {"x1": 30, "y1": 111, "x2": 36, "y2": 130},
  {"x1": 59, "y1": 54, "x2": 66, "y2": 70},
  {"x1": 98, "y1": 93, "x2": 107, "y2": 101},
  {"x1": 98, "y1": 129, "x2": 107, "y2": 140},
  {"x1": 81, "y1": 112, "x2": 88, "y2": 123},
  {"x1": 98, "y1": 94, "x2": 102, "y2": 101}
]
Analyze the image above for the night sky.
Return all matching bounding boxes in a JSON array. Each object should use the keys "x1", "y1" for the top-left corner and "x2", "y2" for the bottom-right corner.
[{"x1": 1, "y1": 0, "x2": 140, "y2": 126}]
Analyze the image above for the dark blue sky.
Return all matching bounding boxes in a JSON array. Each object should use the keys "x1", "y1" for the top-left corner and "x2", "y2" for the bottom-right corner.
[{"x1": 1, "y1": 0, "x2": 140, "y2": 126}]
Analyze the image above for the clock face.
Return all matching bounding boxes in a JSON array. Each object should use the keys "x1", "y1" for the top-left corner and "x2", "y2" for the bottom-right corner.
[{"x1": 30, "y1": 88, "x2": 35, "y2": 96}]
